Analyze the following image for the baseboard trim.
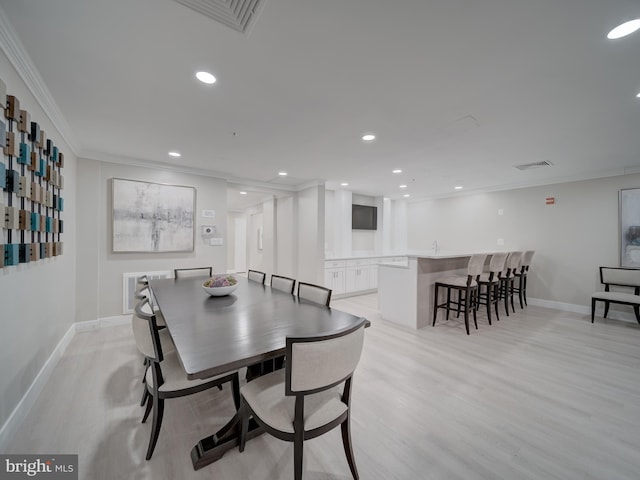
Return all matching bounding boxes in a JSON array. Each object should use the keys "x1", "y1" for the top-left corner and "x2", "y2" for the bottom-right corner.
[
  {"x1": 528, "y1": 297, "x2": 638, "y2": 324},
  {"x1": 0, "y1": 322, "x2": 75, "y2": 452},
  {"x1": 0, "y1": 314, "x2": 131, "y2": 451}
]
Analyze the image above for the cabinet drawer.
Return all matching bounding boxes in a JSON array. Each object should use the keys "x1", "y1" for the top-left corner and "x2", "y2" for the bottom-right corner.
[
  {"x1": 324, "y1": 260, "x2": 346, "y2": 268},
  {"x1": 345, "y1": 258, "x2": 370, "y2": 267}
]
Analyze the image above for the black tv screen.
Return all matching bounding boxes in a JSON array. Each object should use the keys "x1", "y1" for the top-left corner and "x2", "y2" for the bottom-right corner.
[{"x1": 352, "y1": 204, "x2": 377, "y2": 230}]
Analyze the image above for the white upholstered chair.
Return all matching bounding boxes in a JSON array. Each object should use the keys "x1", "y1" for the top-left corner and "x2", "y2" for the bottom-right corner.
[
  {"x1": 133, "y1": 298, "x2": 240, "y2": 460},
  {"x1": 499, "y1": 251, "x2": 523, "y2": 316},
  {"x1": 239, "y1": 319, "x2": 367, "y2": 480},
  {"x1": 432, "y1": 254, "x2": 487, "y2": 335},
  {"x1": 248, "y1": 269, "x2": 266, "y2": 284},
  {"x1": 513, "y1": 250, "x2": 535, "y2": 308},
  {"x1": 174, "y1": 266, "x2": 213, "y2": 278},
  {"x1": 476, "y1": 252, "x2": 509, "y2": 325},
  {"x1": 270, "y1": 274, "x2": 296, "y2": 294},
  {"x1": 297, "y1": 282, "x2": 332, "y2": 307}
]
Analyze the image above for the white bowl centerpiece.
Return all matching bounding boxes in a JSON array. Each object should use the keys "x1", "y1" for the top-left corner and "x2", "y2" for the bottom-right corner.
[{"x1": 203, "y1": 275, "x2": 239, "y2": 296}]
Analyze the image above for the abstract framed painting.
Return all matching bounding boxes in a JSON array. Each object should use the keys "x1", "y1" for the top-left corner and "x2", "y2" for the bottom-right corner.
[
  {"x1": 619, "y1": 188, "x2": 640, "y2": 268},
  {"x1": 112, "y1": 178, "x2": 195, "y2": 253}
]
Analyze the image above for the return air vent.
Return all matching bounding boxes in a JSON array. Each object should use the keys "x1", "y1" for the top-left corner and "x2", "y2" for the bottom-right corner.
[
  {"x1": 514, "y1": 161, "x2": 554, "y2": 171},
  {"x1": 122, "y1": 271, "x2": 171, "y2": 314},
  {"x1": 173, "y1": 0, "x2": 263, "y2": 33}
]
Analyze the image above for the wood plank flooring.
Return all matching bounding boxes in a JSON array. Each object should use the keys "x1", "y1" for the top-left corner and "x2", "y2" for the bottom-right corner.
[{"x1": 7, "y1": 294, "x2": 640, "y2": 480}]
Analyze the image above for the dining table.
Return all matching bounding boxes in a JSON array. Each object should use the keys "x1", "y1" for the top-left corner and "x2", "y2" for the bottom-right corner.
[{"x1": 148, "y1": 275, "x2": 369, "y2": 470}]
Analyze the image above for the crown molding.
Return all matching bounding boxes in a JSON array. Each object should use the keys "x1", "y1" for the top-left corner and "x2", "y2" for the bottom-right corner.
[{"x1": 0, "y1": 6, "x2": 80, "y2": 155}]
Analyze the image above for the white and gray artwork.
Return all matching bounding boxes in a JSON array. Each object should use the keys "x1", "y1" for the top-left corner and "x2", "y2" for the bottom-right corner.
[
  {"x1": 112, "y1": 178, "x2": 195, "y2": 252},
  {"x1": 620, "y1": 188, "x2": 640, "y2": 268}
]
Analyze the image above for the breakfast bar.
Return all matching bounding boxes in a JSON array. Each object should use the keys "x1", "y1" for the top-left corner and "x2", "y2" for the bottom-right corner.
[{"x1": 378, "y1": 251, "x2": 490, "y2": 329}]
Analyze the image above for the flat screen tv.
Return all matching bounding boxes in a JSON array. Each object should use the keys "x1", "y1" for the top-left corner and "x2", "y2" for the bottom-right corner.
[{"x1": 352, "y1": 204, "x2": 377, "y2": 230}]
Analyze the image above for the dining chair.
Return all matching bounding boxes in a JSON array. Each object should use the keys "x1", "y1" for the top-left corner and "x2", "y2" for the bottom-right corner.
[
  {"x1": 513, "y1": 250, "x2": 535, "y2": 308},
  {"x1": 476, "y1": 252, "x2": 509, "y2": 325},
  {"x1": 297, "y1": 282, "x2": 332, "y2": 307},
  {"x1": 133, "y1": 298, "x2": 240, "y2": 460},
  {"x1": 239, "y1": 318, "x2": 367, "y2": 480},
  {"x1": 498, "y1": 251, "x2": 523, "y2": 316},
  {"x1": 432, "y1": 254, "x2": 487, "y2": 335},
  {"x1": 174, "y1": 267, "x2": 213, "y2": 278},
  {"x1": 271, "y1": 274, "x2": 296, "y2": 294},
  {"x1": 248, "y1": 269, "x2": 266, "y2": 284}
]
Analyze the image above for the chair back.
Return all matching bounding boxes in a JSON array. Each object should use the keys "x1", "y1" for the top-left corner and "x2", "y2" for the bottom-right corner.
[
  {"x1": 134, "y1": 298, "x2": 164, "y2": 362},
  {"x1": 503, "y1": 251, "x2": 523, "y2": 276},
  {"x1": 488, "y1": 252, "x2": 508, "y2": 274},
  {"x1": 248, "y1": 269, "x2": 266, "y2": 284},
  {"x1": 174, "y1": 267, "x2": 213, "y2": 278},
  {"x1": 467, "y1": 254, "x2": 488, "y2": 278},
  {"x1": 297, "y1": 282, "x2": 332, "y2": 306},
  {"x1": 271, "y1": 274, "x2": 296, "y2": 294},
  {"x1": 286, "y1": 319, "x2": 366, "y2": 395},
  {"x1": 521, "y1": 250, "x2": 535, "y2": 268}
]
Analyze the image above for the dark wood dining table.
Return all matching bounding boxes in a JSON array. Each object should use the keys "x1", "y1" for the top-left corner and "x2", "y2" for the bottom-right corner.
[{"x1": 149, "y1": 275, "x2": 369, "y2": 470}]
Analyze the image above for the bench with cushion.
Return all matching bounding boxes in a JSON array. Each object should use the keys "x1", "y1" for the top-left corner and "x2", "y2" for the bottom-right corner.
[{"x1": 591, "y1": 266, "x2": 640, "y2": 324}]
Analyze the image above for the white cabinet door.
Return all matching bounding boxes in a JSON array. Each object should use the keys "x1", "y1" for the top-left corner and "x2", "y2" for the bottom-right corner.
[
  {"x1": 325, "y1": 268, "x2": 346, "y2": 294},
  {"x1": 346, "y1": 267, "x2": 370, "y2": 292},
  {"x1": 369, "y1": 264, "x2": 378, "y2": 289}
]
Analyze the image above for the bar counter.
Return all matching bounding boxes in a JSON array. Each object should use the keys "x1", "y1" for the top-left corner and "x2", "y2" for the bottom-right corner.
[{"x1": 378, "y1": 251, "x2": 493, "y2": 329}]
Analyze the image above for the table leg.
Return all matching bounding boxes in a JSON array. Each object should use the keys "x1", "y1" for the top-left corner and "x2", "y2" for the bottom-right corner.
[{"x1": 190, "y1": 411, "x2": 263, "y2": 470}]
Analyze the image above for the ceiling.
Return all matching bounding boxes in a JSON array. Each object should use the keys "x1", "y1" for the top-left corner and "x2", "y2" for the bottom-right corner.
[{"x1": 2, "y1": 0, "x2": 640, "y2": 210}]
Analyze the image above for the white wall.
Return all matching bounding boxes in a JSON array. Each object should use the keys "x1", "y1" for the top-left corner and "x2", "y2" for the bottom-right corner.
[
  {"x1": 407, "y1": 174, "x2": 637, "y2": 310},
  {"x1": 297, "y1": 184, "x2": 325, "y2": 284},
  {"x1": 75, "y1": 159, "x2": 228, "y2": 319},
  {"x1": 276, "y1": 195, "x2": 296, "y2": 277},
  {"x1": 248, "y1": 210, "x2": 264, "y2": 272},
  {"x1": 0, "y1": 51, "x2": 77, "y2": 429}
]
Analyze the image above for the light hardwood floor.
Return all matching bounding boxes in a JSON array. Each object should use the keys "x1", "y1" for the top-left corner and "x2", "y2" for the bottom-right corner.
[{"x1": 7, "y1": 295, "x2": 640, "y2": 480}]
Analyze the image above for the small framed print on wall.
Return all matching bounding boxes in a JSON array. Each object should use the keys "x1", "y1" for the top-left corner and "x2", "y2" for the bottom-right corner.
[{"x1": 112, "y1": 178, "x2": 195, "y2": 253}]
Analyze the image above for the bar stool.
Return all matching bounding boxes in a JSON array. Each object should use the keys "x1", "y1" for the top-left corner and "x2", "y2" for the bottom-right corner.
[
  {"x1": 433, "y1": 254, "x2": 487, "y2": 335},
  {"x1": 476, "y1": 252, "x2": 509, "y2": 325},
  {"x1": 499, "y1": 251, "x2": 523, "y2": 316},
  {"x1": 513, "y1": 250, "x2": 535, "y2": 308}
]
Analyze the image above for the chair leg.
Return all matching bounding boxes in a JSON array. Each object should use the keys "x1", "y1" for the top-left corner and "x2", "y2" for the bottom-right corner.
[
  {"x1": 140, "y1": 386, "x2": 149, "y2": 407},
  {"x1": 446, "y1": 287, "x2": 451, "y2": 320},
  {"x1": 485, "y1": 284, "x2": 492, "y2": 325},
  {"x1": 432, "y1": 284, "x2": 439, "y2": 327},
  {"x1": 341, "y1": 416, "x2": 360, "y2": 480},
  {"x1": 294, "y1": 427, "x2": 304, "y2": 480},
  {"x1": 518, "y1": 276, "x2": 525, "y2": 309},
  {"x1": 231, "y1": 374, "x2": 241, "y2": 411},
  {"x1": 141, "y1": 391, "x2": 153, "y2": 423},
  {"x1": 504, "y1": 280, "x2": 510, "y2": 316},
  {"x1": 523, "y1": 276, "x2": 528, "y2": 306},
  {"x1": 471, "y1": 290, "x2": 478, "y2": 330},
  {"x1": 604, "y1": 301, "x2": 610, "y2": 318},
  {"x1": 238, "y1": 399, "x2": 248, "y2": 452},
  {"x1": 634, "y1": 305, "x2": 640, "y2": 325},
  {"x1": 494, "y1": 283, "x2": 500, "y2": 322},
  {"x1": 145, "y1": 395, "x2": 164, "y2": 460},
  {"x1": 591, "y1": 299, "x2": 596, "y2": 323},
  {"x1": 509, "y1": 279, "x2": 516, "y2": 313}
]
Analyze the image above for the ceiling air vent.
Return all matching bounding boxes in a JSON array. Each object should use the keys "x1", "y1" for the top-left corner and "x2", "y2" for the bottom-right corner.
[
  {"x1": 173, "y1": 0, "x2": 262, "y2": 33},
  {"x1": 514, "y1": 161, "x2": 554, "y2": 171}
]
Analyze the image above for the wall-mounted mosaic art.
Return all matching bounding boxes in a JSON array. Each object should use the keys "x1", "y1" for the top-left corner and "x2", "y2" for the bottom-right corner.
[{"x1": 1, "y1": 78, "x2": 64, "y2": 269}]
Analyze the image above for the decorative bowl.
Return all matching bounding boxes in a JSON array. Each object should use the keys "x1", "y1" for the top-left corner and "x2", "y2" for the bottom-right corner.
[{"x1": 202, "y1": 275, "x2": 239, "y2": 296}]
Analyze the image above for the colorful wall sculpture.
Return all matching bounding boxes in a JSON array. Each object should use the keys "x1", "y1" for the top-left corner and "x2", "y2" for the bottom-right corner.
[{"x1": 1, "y1": 78, "x2": 64, "y2": 268}]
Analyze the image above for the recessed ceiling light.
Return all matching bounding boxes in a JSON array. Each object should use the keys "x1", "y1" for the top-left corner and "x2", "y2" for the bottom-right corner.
[
  {"x1": 362, "y1": 134, "x2": 376, "y2": 142},
  {"x1": 196, "y1": 71, "x2": 217, "y2": 84},
  {"x1": 607, "y1": 19, "x2": 640, "y2": 39},
  {"x1": 392, "y1": 169, "x2": 402, "y2": 174},
  {"x1": 403, "y1": 194, "x2": 410, "y2": 198},
  {"x1": 399, "y1": 184, "x2": 407, "y2": 189},
  {"x1": 637, "y1": 92, "x2": 640, "y2": 98},
  {"x1": 278, "y1": 171, "x2": 288, "y2": 176},
  {"x1": 454, "y1": 186, "x2": 463, "y2": 190},
  {"x1": 168, "y1": 151, "x2": 181, "y2": 157},
  {"x1": 340, "y1": 182, "x2": 349, "y2": 187},
  {"x1": 240, "y1": 191, "x2": 247, "y2": 195}
]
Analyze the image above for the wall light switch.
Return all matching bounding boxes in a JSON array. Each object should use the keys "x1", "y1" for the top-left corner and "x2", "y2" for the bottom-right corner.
[
  {"x1": 209, "y1": 237, "x2": 224, "y2": 246},
  {"x1": 497, "y1": 209, "x2": 504, "y2": 216},
  {"x1": 497, "y1": 238, "x2": 505, "y2": 246},
  {"x1": 202, "y1": 210, "x2": 216, "y2": 218}
]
